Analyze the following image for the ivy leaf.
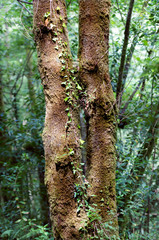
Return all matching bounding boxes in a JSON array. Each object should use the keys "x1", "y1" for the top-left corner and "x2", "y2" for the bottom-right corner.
[
  {"x1": 62, "y1": 23, "x2": 66, "y2": 28},
  {"x1": 76, "y1": 83, "x2": 82, "y2": 90}
]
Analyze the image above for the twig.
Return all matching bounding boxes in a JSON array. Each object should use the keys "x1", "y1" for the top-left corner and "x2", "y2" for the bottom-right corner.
[
  {"x1": 17, "y1": 0, "x2": 32, "y2": 15},
  {"x1": 66, "y1": 0, "x2": 72, "y2": 8},
  {"x1": 18, "y1": 0, "x2": 32, "y2": 4},
  {"x1": 116, "y1": 0, "x2": 135, "y2": 106},
  {"x1": 115, "y1": 0, "x2": 125, "y2": 25},
  {"x1": 20, "y1": 7, "x2": 33, "y2": 39},
  {"x1": 11, "y1": 50, "x2": 34, "y2": 96}
]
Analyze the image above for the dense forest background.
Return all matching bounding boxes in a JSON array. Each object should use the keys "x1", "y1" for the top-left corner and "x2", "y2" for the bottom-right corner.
[{"x1": 0, "y1": 0, "x2": 158, "y2": 239}]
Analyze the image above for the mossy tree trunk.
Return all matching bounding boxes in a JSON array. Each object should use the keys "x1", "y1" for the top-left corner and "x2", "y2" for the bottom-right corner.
[
  {"x1": 33, "y1": 0, "x2": 119, "y2": 239},
  {"x1": 79, "y1": 0, "x2": 119, "y2": 236},
  {"x1": 33, "y1": 1, "x2": 87, "y2": 239}
]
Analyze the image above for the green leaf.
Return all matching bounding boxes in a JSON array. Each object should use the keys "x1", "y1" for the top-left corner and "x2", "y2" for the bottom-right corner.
[
  {"x1": 44, "y1": 12, "x2": 50, "y2": 18},
  {"x1": 1, "y1": 230, "x2": 13, "y2": 237},
  {"x1": 69, "y1": 149, "x2": 74, "y2": 155},
  {"x1": 62, "y1": 23, "x2": 66, "y2": 28},
  {"x1": 21, "y1": 211, "x2": 29, "y2": 214},
  {"x1": 61, "y1": 65, "x2": 66, "y2": 71},
  {"x1": 67, "y1": 112, "x2": 71, "y2": 117},
  {"x1": 64, "y1": 97, "x2": 69, "y2": 102},
  {"x1": 76, "y1": 83, "x2": 82, "y2": 90},
  {"x1": 79, "y1": 139, "x2": 85, "y2": 145},
  {"x1": 61, "y1": 81, "x2": 66, "y2": 86},
  {"x1": 54, "y1": 46, "x2": 58, "y2": 50},
  {"x1": 52, "y1": 37, "x2": 58, "y2": 42},
  {"x1": 15, "y1": 219, "x2": 21, "y2": 223}
]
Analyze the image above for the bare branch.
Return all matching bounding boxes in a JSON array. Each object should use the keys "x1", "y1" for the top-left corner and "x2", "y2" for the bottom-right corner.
[
  {"x1": 116, "y1": 0, "x2": 150, "y2": 107},
  {"x1": 115, "y1": 0, "x2": 125, "y2": 25},
  {"x1": 17, "y1": 0, "x2": 32, "y2": 15},
  {"x1": 66, "y1": 0, "x2": 73, "y2": 8},
  {"x1": 18, "y1": 0, "x2": 33, "y2": 4},
  {"x1": 116, "y1": 0, "x2": 135, "y2": 106},
  {"x1": 11, "y1": 50, "x2": 34, "y2": 96},
  {"x1": 120, "y1": 79, "x2": 143, "y2": 118}
]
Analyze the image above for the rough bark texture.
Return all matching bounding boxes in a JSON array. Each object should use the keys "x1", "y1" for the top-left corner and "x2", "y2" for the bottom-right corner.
[
  {"x1": 34, "y1": 0, "x2": 119, "y2": 239},
  {"x1": 79, "y1": 0, "x2": 119, "y2": 236},
  {"x1": 33, "y1": 1, "x2": 87, "y2": 239}
]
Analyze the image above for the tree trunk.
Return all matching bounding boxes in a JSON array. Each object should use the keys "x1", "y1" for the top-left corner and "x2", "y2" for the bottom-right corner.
[
  {"x1": 33, "y1": 1, "x2": 87, "y2": 239},
  {"x1": 79, "y1": 0, "x2": 119, "y2": 237},
  {"x1": 33, "y1": 0, "x2": 119, "y2": 239}
]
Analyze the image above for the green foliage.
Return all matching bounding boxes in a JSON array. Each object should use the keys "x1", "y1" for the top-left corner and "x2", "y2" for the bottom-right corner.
[
  {"x1": 110, "y1": 0, "x2": 159, "y2": 238},
  {"x1": 84, "y1": 208, "x2": 120, "y2": 240},
  {"x1": 72, "y1": 161, "x2": 119, "y2": 239},
  {"x1": 0, "y1": 0, "x2": 51, "y2": 238},
  {"x1": 66, "y1": 0, "x2": 79, "y2": 58},
  {"x1": 1, "y1": 218, "x2": 53, "y2": 240}
]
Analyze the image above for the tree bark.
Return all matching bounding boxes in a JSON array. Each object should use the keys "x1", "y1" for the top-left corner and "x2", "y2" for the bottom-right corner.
[
  {"x1": 79, "y1": 0, "x2": 119, "y2": 237},
  {"x1": 33, "y1": 0, "x2": 119, "y2": 239},
  {"x1": 33, "y1": 1, "x2": 87, "y2": 239}
]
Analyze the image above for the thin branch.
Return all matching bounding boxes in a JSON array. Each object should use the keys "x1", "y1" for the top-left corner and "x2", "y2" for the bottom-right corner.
[
  {"x1": 66, "y1": 0, "x2": 72, "y2": 8},
  {"x1": 11, "y1": 50, "x2": 34, "y2": 96},
  {"x1": 116, "y1": 0, "x2": 135, "y2": 106},
  {"x1": 122, "y1": 0, "x2": 150, "y2": 87},
  {"x1": 116, "y1": 0, "x2": 150, "y2": 107},
  {"x1": 17, "y1": 0, "x2": 32, "y2": 15},
  {"x1": 122, "y1": 34, "x2": 139, "y2": 85},
  {"x1": 132, "y1": 102, "x2": 159, "y2": 179},
  {"x1": 18, "y1": 0, "x2": 33, "y2": 4},
  {"x1": 120, "y1": 79, "x2": 143, "y2": 118},
  {"x1": 115, "y1": 0, "x2": 125, "y2": 25},
  {"x1": 119, "y1": 102, "x2": 159, "y2": 223}
]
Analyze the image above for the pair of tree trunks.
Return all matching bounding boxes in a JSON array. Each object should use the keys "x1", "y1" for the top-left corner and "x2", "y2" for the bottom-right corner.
[{"x1": 33, "y1": 0, "x2": 119, "y2": 239}]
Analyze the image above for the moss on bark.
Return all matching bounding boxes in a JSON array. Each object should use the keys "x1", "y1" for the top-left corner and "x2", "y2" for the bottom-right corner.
[
  {"x1": 33, "y1": 1, "x2": 87, "y2": 239},
  {"x1": 33, "y1": 0, "x2": 119, "y2": 239},
  {"x1": 79, "y1": 0, "x2": 119, "y2": 237}
]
